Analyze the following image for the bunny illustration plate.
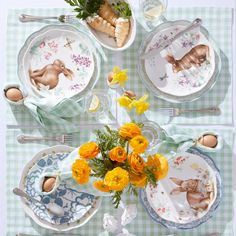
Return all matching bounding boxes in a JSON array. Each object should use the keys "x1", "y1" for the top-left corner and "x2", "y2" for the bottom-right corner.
[
  {"x1": 140, "y1": 148, "x2": 222, "y2": 229},
  {"x1": 138, "y1": 20, "x2": 221, "y2": 103},
  {"x1": 18, "y1": 25, "x2": 99, "y2": 100},
  {"x1": 19, "y1": 145, "x2": 102, "y2": 231}
]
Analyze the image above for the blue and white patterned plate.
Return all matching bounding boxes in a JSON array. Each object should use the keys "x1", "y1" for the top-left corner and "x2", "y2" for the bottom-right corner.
[
  {"x1": 19, "y1": 145, "x2": 102, "y2": 231},
  {"x1": 139, "y1": 148, "x2": 222, "y2": 230}
]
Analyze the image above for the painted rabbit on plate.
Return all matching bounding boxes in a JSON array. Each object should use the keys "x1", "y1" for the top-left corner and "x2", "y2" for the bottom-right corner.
[
  {"x1": 29, "y1": 59, "x2": 74, "y2": 90},
  {"x1": 170, "y1": 177, "x2": 214, "y2": 212},
  {"x1": 166, "y1": 44, "x2": 210, "y2": 73}
]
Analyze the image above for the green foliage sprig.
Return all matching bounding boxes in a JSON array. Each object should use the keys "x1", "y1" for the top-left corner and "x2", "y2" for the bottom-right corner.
[
  {"x1": 112, "y1": 1, "x2": 132, "y2": 18},
  {"x1": 64, "y1": 0, "x2": 104, "y2": 20}
]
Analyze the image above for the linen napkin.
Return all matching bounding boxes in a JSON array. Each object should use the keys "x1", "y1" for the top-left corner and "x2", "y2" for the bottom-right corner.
[{"x1": 23, "y1": 95, "x2": 84, "y2": 127}]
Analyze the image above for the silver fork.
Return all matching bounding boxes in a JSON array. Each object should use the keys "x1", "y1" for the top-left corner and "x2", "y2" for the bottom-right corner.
[
  {"x1": 19, "y1": 13, "x2": 76, "y2": 23},
  {"x1": 157, "y1": 106, "x2": 221, "y2": 117},
  {"x1": 16, "y1": 134, "x2": 73, "y2": 144}
]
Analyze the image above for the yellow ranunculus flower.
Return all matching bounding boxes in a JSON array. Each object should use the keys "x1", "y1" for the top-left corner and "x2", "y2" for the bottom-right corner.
[
  {"x1": 129, "y1": 135, "x2": 149, "y2": 153},
  {"x1": 110, "y1": 66, "x2": 128, "y2": 87},
  {"x1": 71, "y1": 159, "x2": 91, "y2": 184},
  {"x1": 128, "y1": 152, "x2": 145, "y2": 173},
  {"x1": 104, "y1": 167, "x2": 129, "y2": 191},
  {"x1": 116, "y1": 96, "x2": 133, "y2": 110},
  {"x1": 130, "y1": 94, "x2": 150, "y2": 115},
  {"x1": 93, "y1": 180, "x2": 110, "y2": 192},
  {"x1": 79, "y1": 142, "x2": 100, "y2": 159},
  {"x1": 119, "y1": 122, "x2": 141, "y2": 139},
  {"x1": 129, "y1": 172, "x2": 147, "y2": 188},
  {"x1": 147, "y1": 154, "x2": 169, "y2": 180},
  {"x1": 109, "y1": 146, "x2": 127, "y2": 162}
]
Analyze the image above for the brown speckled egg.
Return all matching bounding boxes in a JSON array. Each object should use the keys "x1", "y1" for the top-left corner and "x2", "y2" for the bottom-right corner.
[
  {"x1": 124, "y1": 90, "x2": 136, "y2": 99},
  {"x1": 42, "y1": 177, "x2": 56, "y2": 192},
  {"x1": 107, "y1": 72, "x2": 114, "y2": 83},
  {"x1": 5, "y1": 87, "x2": 23, "y2": 102},
  {"x1": 198, "y1": 135, "x2": 218, "y2": 148}
]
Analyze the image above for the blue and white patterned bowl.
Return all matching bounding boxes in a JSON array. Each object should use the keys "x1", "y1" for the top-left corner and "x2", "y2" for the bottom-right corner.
[
  {"x1": 139, "y1": 148, "x2": 222, "y2": 230},
  {"x1": 19, "y1": 145, "x2": 102, "y2": 231}
]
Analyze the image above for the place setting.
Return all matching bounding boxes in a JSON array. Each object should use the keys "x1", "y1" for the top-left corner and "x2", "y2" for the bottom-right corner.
[{"x1": 2, "y1": 0, "x2": 235, "y2": 236}]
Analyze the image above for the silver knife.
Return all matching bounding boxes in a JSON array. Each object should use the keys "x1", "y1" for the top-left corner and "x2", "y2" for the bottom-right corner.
[{"x1": 141, "y1": 18, "x2": 202, "y2": 60}]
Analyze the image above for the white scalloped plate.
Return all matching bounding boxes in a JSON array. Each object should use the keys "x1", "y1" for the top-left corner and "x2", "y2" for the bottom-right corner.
[
  {"x1": 19, "y1": 145, "x2": 102, "y2": 231},
  {"x1": 140, "y1": 148, "x2": 222, "y2": 229},
  {"x1": 18, "y1": 25, "x2": 100, "y2": 100}
]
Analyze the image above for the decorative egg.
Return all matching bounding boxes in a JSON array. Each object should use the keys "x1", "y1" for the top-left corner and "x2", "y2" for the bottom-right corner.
[
  {"x1": 124, "y1": 90, "x2": 136, "y2": 99},
  {"x1": 5, "y1": 87, "x2": 23, "y2": 102},
  {"x1": 107, "y1": 72, "x2": 114, "y2": 83},
  {"x1": 198, "y1": 134, "x2": 218, "y2": 148},
  {"x1": 42, "y1": 177, "x2": 56, "y2": 192}
]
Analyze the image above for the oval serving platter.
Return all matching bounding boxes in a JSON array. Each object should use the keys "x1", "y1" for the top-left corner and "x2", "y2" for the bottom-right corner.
[
  {"x1": 19, "y1": 145, "x2": 102, "y2": 231},
  {"x1": 87, "y1": 0, "x2": 136, "y2": 51},
  {"x1": 138, "y1": 20, "x2": 221, "y2": 103},
  {"x1": 18, "y1": 24, "x2": 100, "y2": 101},
  {"x1": 139, "y1": 147, "x2": 222, "y2": 230}
]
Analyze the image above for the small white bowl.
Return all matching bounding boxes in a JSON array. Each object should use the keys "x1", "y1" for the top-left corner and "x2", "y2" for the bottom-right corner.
[
  {"x1": 87, "y1": 0, "x2": 136, "y2": 51},
  {"x1": 3, "y1": 83, "x2": 26, "y2": 105}
]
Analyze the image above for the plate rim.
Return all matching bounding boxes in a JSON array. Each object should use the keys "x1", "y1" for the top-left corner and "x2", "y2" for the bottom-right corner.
[
  {"x1": 19, "y1": 145, "x2": 102, "y2": 231},
  {"x1": 17, "y1": 24, "x2": 100, "y2": 101},
  {"x1": 137, "y1": 19, "x2": 222, "y2": 103},
  {"x1": 139, "y1": 147, "x2": 222, "y2": 230}
]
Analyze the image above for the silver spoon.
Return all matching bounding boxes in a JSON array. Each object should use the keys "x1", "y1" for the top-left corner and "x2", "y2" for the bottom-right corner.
[
  {"x1": 19, "y1": 13, "x2": 77, "y2": 23},
  {"x1": 13, "y1": 187, "x2": 64, "y2": 216}
]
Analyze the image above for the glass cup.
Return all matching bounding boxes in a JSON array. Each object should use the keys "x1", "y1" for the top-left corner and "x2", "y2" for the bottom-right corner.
[
  {"x1": 139, "y1": 0, "x2": 167, "y2": 30},
  {"x1": 84, "y1": 90, "x2": 112, "y2": 118},
  {"x1": 141, "y1": 120, "x2": 163, "y2": 152}
]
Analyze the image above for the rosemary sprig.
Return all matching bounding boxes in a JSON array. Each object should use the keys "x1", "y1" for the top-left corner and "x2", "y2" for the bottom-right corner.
[
  {"x1": 144, "y1": 166, "x2": 157, "y2": 187},
  {"x1": 112, "y1": 191, "x2": 123, "y2": 208}
]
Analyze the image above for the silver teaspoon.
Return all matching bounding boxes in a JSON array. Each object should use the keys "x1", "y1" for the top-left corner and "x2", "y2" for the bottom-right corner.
[
  {"x1": 19, "y1": 13, "x2": 77, "y2": 23},
  {"x1": 13, "y1": 187, "x2": 64, "y2": 216}
]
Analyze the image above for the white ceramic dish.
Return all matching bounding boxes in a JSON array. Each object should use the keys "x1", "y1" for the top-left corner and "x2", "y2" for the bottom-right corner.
[
  {"x1": 18, "y1": 24, "x2": 100, "y2": 101},
  {"x1": 19, "y1": 145, "x2": 102, "y2": 231},
  {"x1": 87, "y1": 0, "x2": 136, "y2": 51},
  {"x1": 138, "y1": 20, "x2": 221, "y2": 103},
  {"x1": 140, "y1": 148, "x2": 222, "y2": 229}
]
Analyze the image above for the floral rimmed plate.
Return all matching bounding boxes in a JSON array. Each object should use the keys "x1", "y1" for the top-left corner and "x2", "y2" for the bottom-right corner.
[
  {"x1": 139, "y1": 148, "x2": 222, "y2": 230},
  {"x1": 19, "y1": 145, "x2": 102, "y2": 231},
  {"x1": 18, "y1": 25, "x2": 100, "y2": 100},
  {"x1": 138, "y1": 20, "x2": 221, "y2": 103}
]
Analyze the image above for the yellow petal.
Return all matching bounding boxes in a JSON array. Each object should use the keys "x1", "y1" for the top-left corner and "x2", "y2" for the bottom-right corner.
[{"x1": 116, "y1": 96, "x2": 133, "y2": 109}]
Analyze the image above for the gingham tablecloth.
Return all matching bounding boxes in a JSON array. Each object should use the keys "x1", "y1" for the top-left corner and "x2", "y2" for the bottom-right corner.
[
  {"x1": 5, "y1": 7, "x2": 234, "y2": 236},
  {"x1": 6, "y1": 8, "x2": 118, "y2": 133},
  {"x1": 119, "y1": 7, "x2": 233, "y2": 125},
  {"x1": 6, "y1": 127, "x2": 234, "y2": 236}
]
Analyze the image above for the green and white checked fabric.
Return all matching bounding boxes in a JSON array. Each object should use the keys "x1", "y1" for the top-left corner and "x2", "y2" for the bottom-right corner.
[
  {"x1": 5, "y1": 6, "x2": 234, "y2": 236},
  {"x1": 119, "y1": 7, "x2": 233, "y2": 125},
  {"x1": 6, "y1": 8, "x2": 118, "y2": 134},
  {"x1": 6, "y1": 127, "x2": 234, "y2": 235}
]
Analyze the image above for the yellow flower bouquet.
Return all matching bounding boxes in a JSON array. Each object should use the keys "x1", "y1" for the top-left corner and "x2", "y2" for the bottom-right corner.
[{"x1": 71, "y1": 122, "x2": 169, "y2": 207}]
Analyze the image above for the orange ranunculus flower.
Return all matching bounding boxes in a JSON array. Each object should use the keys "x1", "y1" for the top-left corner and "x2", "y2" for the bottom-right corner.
[
  {"x1": 119, "y1": 122, "x2": 141, "y2": 139},
  {"x1": 79, "y1": 142, "x2": 100, "y2": 159},
  {"x1": 129, "y1": 172, "x2": 147, "y2": 188},
  {"x1": 71, "y1": 159, "x2": 91, "y2": 184},
  {"x1": 129, "y1": 135, "x2": 149, "y2": 153},
  {"x1": 104, "y1": 167, "x2": 129, "y2": 191},
  {"x1": 128, "y1": 152, "x2": 145, "y2": 173},
  {"x1": 147, "y1": 154, "x2": 169, "y2": 180},
  {"x1": 93, "y1": 180, "x2": 110, "y2": 192},
  {"x1": 109, "y1": 146, "x2": 127, "y2": 162}
]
